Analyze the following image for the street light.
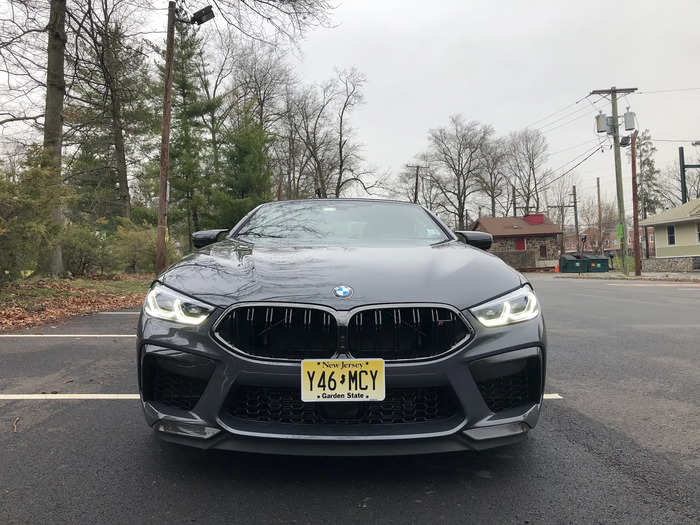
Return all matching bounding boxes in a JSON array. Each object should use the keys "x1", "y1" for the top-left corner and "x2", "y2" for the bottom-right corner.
[
  {"x1": 156, "y1": 3, "x2": 215, "y2": 273},
  {"x1": 190, "y1": 5, "x2": 215, "y2": 25}
]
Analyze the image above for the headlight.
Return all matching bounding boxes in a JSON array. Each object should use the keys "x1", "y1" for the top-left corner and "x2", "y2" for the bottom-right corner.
[
  {"x1": 144, "y1": 283, "x2": 214, "y2": 325},
  {"x1": 470, "y1": 286, "x2": 539, "y2": 327}
]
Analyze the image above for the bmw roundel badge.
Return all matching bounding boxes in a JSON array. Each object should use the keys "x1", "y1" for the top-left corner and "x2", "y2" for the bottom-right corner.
[{"x1": 333, "y1": 285, "x2": 353, "y2": 298}]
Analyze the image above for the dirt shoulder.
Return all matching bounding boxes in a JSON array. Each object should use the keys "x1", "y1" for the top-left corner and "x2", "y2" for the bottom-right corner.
[{"x1": 0, "y1": 275, "x2": 153, "y2": 332}]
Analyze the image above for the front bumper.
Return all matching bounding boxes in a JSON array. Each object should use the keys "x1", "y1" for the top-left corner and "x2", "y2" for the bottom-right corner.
[{"x1": 137, "y1": 308, "x2": 546, "y2": 455}]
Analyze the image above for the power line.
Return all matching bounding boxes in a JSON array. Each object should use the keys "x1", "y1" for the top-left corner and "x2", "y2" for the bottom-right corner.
[
  {"x1": 539, "y1": 144, "x2": 607, "y2": 194},
  {"x1": 549, "y1": 138, "x2": 600, "y2": 156},
  {"x1": 635, "y1": 87, "x2": 700, "y2": 94},
  {"x1": 537, "y1": 107, "x2": 603, "y2": 135},
  {"x1": 648, "y1": 138, "x2": 700, "y2": 143},
  {"x1": 533, "y1": 101, "x2": 600, "y2": 132},
  {"x1": 550, "y1": 140, "x2": 607, "y2": 173},
  {"x1": 524, "y1": 101, "x2": 578, "y2": 128}
]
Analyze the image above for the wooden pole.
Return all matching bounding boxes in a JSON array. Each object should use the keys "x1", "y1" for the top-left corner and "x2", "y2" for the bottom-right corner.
[
  {"x1": 596, "y1": 177, "x2": 603, "y2": 254},
  {"x1": 631, "y1": 131, "x2": 642, "y2": 275},
  {"x1": 156, "y1": 1, "x2": 176, "y2": 273},
  {"x1": 572, "y1": 185, "x2": 580, "y2": 256}
]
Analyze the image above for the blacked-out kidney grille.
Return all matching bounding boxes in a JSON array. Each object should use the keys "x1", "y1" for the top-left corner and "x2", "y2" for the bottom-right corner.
[
  {"x1": 347, "y1": 306, "x2": 470, "y2": 360},
  {"x1": 214, "y1": 305, "x2": 337, "y2": 359}
]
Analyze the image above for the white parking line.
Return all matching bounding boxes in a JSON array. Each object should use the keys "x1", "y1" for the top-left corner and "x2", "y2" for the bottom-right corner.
[
  {"x1": 97, "y1": 312, "x2": 140, "y2": 315},
  {"x1": 1, "y1": 393, "x2": 564, "y2": 400},
  {"x1": 0, "y1": 394, "x2": 140, "y2": 400},
  {"x1": 0, "y1": 334, "x2": 136, "y2": 338}
]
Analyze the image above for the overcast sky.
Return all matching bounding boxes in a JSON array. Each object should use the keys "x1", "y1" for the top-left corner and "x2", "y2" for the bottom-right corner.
[{"x1": 284, "y1": 0, "x2": 700, "y2": 211}]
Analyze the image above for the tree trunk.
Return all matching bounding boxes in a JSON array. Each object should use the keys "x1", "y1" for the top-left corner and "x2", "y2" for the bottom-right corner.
[
  {"x1": 210, "y1": 113, "x2": 220, "y2": 180},
  {"x1": 106, "y1": 43, "x2": 131, "y2": 218},
  {"x1": 43, "y1": 0, "x2": 67, "y2": 275},
  {"x1": 491, "y1": 194, "x2": 496, "y2": 217}
]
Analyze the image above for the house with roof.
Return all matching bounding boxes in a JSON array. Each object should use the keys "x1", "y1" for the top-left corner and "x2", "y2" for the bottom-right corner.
[
  {"x1": 640, "y1": 198, "x2": 700, "y2": 272},
  {"x1": 564, "y1": 226, "x2": 655, "y2": 257},
  {"x1": 472, "y1": 213, "x2": 562, "y2": 270}
]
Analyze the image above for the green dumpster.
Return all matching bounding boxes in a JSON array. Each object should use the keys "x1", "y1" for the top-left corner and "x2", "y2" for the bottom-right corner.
[
  {"x1": 585, "y1": 254, "x2": 609, "y2": 272},
  {"x1": 559, "y1": 254, "x2": 588, "y2": 273}
]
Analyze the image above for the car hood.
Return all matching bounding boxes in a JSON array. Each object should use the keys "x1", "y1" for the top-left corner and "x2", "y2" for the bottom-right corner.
[{"x1": 159, "y1": 240, "x2": 525, "y2": 311}]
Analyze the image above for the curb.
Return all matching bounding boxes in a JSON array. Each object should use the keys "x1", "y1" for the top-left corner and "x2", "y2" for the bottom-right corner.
[{"x1": 553, "y1": 275, "x2": 700, "y2": 283}]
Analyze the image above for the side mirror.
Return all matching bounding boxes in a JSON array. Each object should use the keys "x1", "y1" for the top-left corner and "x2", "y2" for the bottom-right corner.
[
  {"x1": 454, "y1": 230, "x2": 493, "y2": 250},
  {"x1": 192, "y1": 229, "x2": 229, "y2": 249}
]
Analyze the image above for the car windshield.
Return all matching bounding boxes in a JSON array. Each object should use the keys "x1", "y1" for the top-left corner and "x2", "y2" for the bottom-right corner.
[{"x1": 233, "y1": 200, "x2": 449, "y2": 246}]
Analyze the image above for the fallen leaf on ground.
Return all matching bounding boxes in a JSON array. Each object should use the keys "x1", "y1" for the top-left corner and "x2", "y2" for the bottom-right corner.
[{"x1": 0, "y1": 279, "x2": 147, "y2": 332}]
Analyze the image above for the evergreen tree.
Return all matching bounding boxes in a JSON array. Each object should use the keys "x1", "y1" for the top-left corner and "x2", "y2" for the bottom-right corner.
[
  {"x1": 64, "y1": 22, "x2": 152, "y2": 230},
  {"x1": 632, "y1": 129, "x2": 665, "y2": 216},
  {"x1": 209, "y1": 109, "x2": 271, "y2": 228},
  {"x1": 166, "y1": 23, "x2": 209, "y2": 250}
]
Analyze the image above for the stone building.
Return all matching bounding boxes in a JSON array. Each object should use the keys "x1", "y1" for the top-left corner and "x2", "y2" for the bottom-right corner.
[{"x1": 472, "y1": 214, "x2": 562, "y2": 270}]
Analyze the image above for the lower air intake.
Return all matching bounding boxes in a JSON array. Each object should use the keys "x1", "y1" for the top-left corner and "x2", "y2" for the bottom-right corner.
[
  {"x1": 224, "y1": 385, "x2": 461, "y2": 425},
  {"x1": 142, "y1": 351, "x2": 214, "y2": 411},
  {"x1": 471, "y1": 355, "x2": 541, "y2": 412}
]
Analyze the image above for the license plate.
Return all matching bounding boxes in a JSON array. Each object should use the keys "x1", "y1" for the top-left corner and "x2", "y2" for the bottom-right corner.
[{"x1": 301, "y1": 359, "x2": 385, "y2": 402}]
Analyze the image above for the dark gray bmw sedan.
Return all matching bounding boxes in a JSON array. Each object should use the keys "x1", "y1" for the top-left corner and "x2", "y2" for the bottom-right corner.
[{"x1": 137, "y1": 198, "x2": 546, "y2": 455}]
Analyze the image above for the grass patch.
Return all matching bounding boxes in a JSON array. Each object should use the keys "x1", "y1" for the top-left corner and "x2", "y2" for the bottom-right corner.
[{"x1": 0, "y1": 274, "x2": 154, "y2": 331}]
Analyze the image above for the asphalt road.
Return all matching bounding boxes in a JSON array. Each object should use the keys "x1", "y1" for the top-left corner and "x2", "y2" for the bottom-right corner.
[{"x1": 0, "y1": 276, "x2": 698, "y2": 524}]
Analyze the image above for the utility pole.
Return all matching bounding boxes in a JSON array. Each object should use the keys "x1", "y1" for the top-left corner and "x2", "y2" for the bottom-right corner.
[
  {"x1": 155, "y1": 3, "x2": 214, "y2": 273},
  {"x1": 591, "y1": 87, "x2": 637, "y2": 275},
  {"x1": 678, "y1": 146, "x2": 700, "y2": 204},
  {"x1": 572, "y1": 185, "x2": 580, "y2": 256},
  {"x1": 512, "y1": 184, "x2": 517, "y2": 217},
  {"x1": 548, "y1": 203, "x2": 572, "y2": 257},
  {"x1": 406, "y1": 164, "x2": 425, "y2": 204},
  {"x1": 639, "y1": 142, "x2": 650, "y2": 259},
  {"x1": 630, "y1": 131, "x2": 642, "y2": 275},
  {"x1": 596, "y1": 177, "x2": 603, "y2": 254},
  {"x1": 679, "y1": 147, "x2": 688, "y2": 204},
  {"x1": 155, "y1": 1, "x2": 176, "y2": 274}
]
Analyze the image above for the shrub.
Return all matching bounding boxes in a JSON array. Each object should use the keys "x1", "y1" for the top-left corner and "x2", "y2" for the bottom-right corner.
[
  {"x1": 0, "y1": 150, "x2": 70, "y2": 284},
  {"x1": 110, "y1": 220, "x2": 178, "y2": 274},
  {"x1": 60, "y1": 223, "x2": 110, "y2": 277}
]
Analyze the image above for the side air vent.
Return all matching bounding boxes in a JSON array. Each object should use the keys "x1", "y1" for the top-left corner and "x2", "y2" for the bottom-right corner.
[
  {"x1": 214, "y1": 305, "x2": 337, "y2": 359},
  {"x1": 347, "y1": 306, "x2": 470, "y2": 360}
]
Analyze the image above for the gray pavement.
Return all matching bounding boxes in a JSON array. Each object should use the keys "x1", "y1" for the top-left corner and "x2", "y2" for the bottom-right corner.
[{"x1": 0, "y1": 280, "x2": 698, "y2": 524}]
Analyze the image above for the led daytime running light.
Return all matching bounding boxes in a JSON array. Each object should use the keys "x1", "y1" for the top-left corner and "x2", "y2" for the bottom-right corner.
[
  {"x1": 471, "y1": 288, "x2": 540, "y2": 327},
  {"x1": 144, "y1": 285, "x2": 212, "y2": 325}
]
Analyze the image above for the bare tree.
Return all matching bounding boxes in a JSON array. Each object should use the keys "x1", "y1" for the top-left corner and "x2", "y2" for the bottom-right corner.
[
  {"x1": 427, "y1": 115, "x2": 493, "y2": 229},
  {"x1": 269, "y1": 82, "x2": 314, "y2": 200},
  {"x1": 195, "y1": 27, "x2": 239, "y2": 183},
  {"x1": 478, "y1": 138, "x2": 507, "y2": 217},
  {"x1": 210, "y1": 0, "x2": 332, "y2": 41},
  {"x1": 395, "y1": 152, "x2": 443, "y2": 210},
  {"x1": 233, "y1": 40, "x2": 290, "y2": 130},
  {"x1": 333, "y1": 67, "x2": 371, "y2": 197},
  {"x1": 580, "y1": 197, "x2": 617, "y2": 253},
  {"x1": 506, "y1": 128, "x2": 550, "y2": 215},
  {"x1": 545, "y1": 171, "x2": 577, "y2": 227},
  {"x1": 294, "y1": 79, "x2": 337, "y2": 197},
  {"x1": 658, "y1": 161, "x2": 700, "y2": 207}
]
